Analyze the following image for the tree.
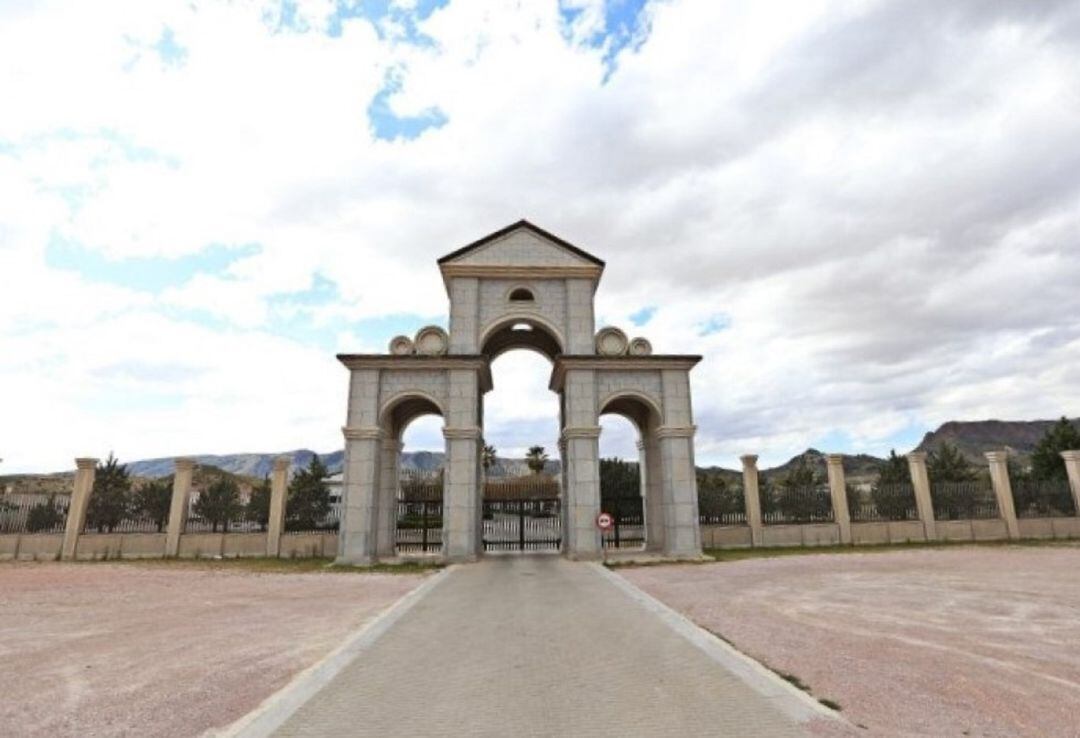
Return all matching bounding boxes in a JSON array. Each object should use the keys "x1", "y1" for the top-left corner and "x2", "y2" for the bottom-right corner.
[
  {"x1": 877, "y1": 450, "x2": 909, "y2": 485},
  {"x1": 27, "y1": 495, "x2": 65, "y2": 533},
  {"x1": 193, "y1": 477, "x2": 241, "y2": 532},
  {"x1": 247, "y1": 475, "x2": 272, "y2": 531},
  {"x1": 525, "y1": 446, "x2": 548, "y2": 475},
  {"x1": 287, "y1": 456, "x2": 331, "y2": 531},
  {"x1": 696, "y1": 470, "x2": 744, "y2": 521},
  {"x1": 927, "y1": 442, "x2": 976, "y2": 483},
  {"x1": 134, "y1": 479, "x2": 172, "y2": 532},
  {"x1": 482, "y1": 445, "x2": 497, "y2": 474},
  {"x1": 1031, "y1": 417, "x2": 1080, "y2": 482},
  {"x1": 86, "y1": 453, "x2": 132, "y2": 532},
  {"x1": 600, "y1": 457, "x2": 639, "y2": 501},
  {"x1": 871, "y1": 450, "x2": 916, "y2": 520},
  {"x1": 775, "y1": 456, "x2": 830, "y2": 521}
]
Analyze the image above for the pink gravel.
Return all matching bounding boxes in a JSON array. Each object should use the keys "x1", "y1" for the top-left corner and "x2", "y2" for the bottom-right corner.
[
  {"x1": 621, "y1": 545, "x2": 1080, "y2": 737},
  {"x1": 0, "y1": 561, "x2": 426, "y2": 737}
]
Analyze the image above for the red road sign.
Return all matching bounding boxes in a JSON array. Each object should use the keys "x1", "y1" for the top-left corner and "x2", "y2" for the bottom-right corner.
[{"x1": 596, "y1": 512, "x2": 614, "y2": 531}]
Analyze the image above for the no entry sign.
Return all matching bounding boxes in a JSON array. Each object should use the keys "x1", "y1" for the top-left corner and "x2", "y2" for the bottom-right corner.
[{"x1": 596, "y1": 512, "x2": 614, "y2": 531}]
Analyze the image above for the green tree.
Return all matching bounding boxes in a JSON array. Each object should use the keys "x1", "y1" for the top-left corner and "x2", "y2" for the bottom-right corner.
[
  {"x1": 86, "y1": 453, "x2": 132, "y2": 532},
  {"x1": 696, "y1": 470, "x2": 744, "y2": 521},
  {"x1": 27, "y1": 495, "x2": 65, "y2": 532},
  {"x1": 482, "y1": 445, "x2": 497, "y2": 474},
  {"x1": 775, "y1": 456, "x2": 830, "y2": 521},
  {"x1": 134, "y1": 479, "x2": 172, "y2": 532},
  {"x1": 193, "y1": 477, "x2": 241, "y2": 532},
  {"x1": 870, "y1": 450, "x2": 916, "y2": 520},
  {"x1": 525, "y1": 446, "x2": 548, "y2": 475},
  {"x1": 877, "y1": 450, "x2": 909, "y2": 485},
  {"x1": 287, "y1": 456, "x2": 331, "y2": 531},
  {"x1": 600, "y1": 457, "x2": 639, "y2": 501},
  {"x1": 1030, "y1": 417, "x2": 1080, "y2": 482},
  {"x1": 927, "y1": 442, "x2": 976, "y2": 483},
  {"x1": 247, "y1": 476, "x2": 272, "y2": 531}
]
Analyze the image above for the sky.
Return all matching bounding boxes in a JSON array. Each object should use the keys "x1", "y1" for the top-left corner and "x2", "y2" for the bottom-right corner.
[{"x1": 2, "y1": 0, "x2": 1079, "y2": 474}]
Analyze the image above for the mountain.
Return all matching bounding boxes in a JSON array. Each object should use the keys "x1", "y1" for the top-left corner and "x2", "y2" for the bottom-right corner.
[{"x1": 914, "y1": 418, "x2": 1079, "y2": 465}]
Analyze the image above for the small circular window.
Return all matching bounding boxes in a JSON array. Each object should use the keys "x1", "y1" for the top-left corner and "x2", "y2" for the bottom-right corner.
[{"x1": 508, "y1": 287, "x2": 535, "y2": 302}]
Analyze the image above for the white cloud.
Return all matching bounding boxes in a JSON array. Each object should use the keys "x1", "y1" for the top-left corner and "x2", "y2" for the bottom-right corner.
[{"x1": 2, "y1": 0, "x2": 1080, "y2": 473}]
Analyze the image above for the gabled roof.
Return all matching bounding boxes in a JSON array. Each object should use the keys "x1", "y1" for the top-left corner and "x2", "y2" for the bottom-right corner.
[{"x1": 437, "y1": 219, "x2": 606, "y2": 267}]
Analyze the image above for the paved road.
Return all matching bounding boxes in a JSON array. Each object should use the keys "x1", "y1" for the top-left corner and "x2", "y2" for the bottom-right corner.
[{"x1": 273, "y1": 557, "x2": 819, "y2": 737}]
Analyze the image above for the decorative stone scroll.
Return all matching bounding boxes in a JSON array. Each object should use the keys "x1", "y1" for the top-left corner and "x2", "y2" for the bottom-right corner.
[{"x1": 414, "y1": 325, "x2": 449, "y2": 355}]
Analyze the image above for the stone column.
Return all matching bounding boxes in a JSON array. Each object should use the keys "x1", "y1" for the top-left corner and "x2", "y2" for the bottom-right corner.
[
  {"x1": 907, "y1": 452, "x2": 937, "y2": 541},
  {"x1": 443, "y1": 427, "x2": 481, "y2": 562},
  {"x1": 265, "y1": 456, "x2": 290, "y2": 557},
  {"x1": 61, "y1": 458, "x2": 97, "y2": 560},
  {"x1": 165, "y1": 458, "x2": 195, "y2": 557},
  {"x1": 375, "y1": 438, "x2": 402, "y2": 558},
  {"x1": 640, "y1": 438, "x2": 662, "y2": 552},
  {"x1": 1061, "y1": 451, "x2": 1080, "y2": 517},
  {"x1": 336, "y1": 427, "x2": 382, "y2": 566},
  {"x1": 741, "y1": 455, "x2": 764, "y2": 547},
  {"x1": 825, "y1": 454, "x2": 852, "y2": 545},
  {"x1": 562, "y1": 426, "x2": 602, "y2": 559},
  {"x1": 985, "y1": 451, "x2": 1019, "y2": 539},
  {"x1": 656, "y1": 426, "x2": 702, "y2": 557}
]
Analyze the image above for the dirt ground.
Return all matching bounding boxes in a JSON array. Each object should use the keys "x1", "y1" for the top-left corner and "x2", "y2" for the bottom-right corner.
[
  {"x1": 621, "y1": 544, "x2": 1080, "y2": 737},
  {"x1": 0, "y1": 560, "x2": 426, "y2": 737}
]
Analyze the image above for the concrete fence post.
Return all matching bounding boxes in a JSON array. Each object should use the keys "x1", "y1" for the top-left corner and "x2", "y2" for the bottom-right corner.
[
  {"x1": 741, "y1": 455, "x2": 763, "y2": 547},
  {"x1": 266, "y1": 456, "x2": 291, "y2": 557},
  {"x1": 906, "y1": 452, "x2": 937, "y2": 541},
  {"x1": 1061, "y1": 451, "x2": 1080, "y2": 517},
  {"x1": 165, "y1": 458, "x2": 195, "y2": 557},
  {"x1": 825, "y1": 454, "x2": 852, "y2": 544},
  {"x1": 985, "y1": 451, "x2": 1019, "y2": 539},
  {"x1": 61, "y1": 457, "x2": 97, "y2": 560}
]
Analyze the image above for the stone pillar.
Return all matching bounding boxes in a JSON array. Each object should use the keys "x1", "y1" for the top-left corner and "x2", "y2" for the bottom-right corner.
[
  {"x1": 375, "y1": 438, "x2": 402, "y2": 558},
  {"x1": 562, "y1": 426, "x2": 602, "y2": 559},
  {"x1": 265, "y1": 456, "x2": 290, "y2": 557},
  {"x1": 985, "y1": 451, "x2": 1019, "y2": 539},
  {"x1": 1061, "y1": 451, "x2": 1080, "y2": 517},
  {"x1": 656, "y1": 426, "x2": 702, "y2": 557},
  {"x1": 825, "y1": 454, "x2": 852, "y2": 544},
  {"x1": 741, "y1": 455, "x2": 763, "y2": 547},
  {"x1": 336, "y1": 427, "x2": 382, "y2": 566},
  {"x1": 906, "y1": 452, "x2": 937, "y2": 541},
  {"x1": 639, "y1": 438, "x2": 661, "y2": 552},
  {"x1": 165, "y1": 458, "x2": 195, "y2": 557},
  {"x1": 443, "y1": 427, "x2": 481, "y2": 562},
  {"x1": 61, "y1": 458, "x2": 97, "y2": 560}
]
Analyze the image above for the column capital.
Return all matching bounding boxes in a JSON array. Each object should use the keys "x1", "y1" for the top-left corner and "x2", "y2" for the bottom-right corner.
[
  {"x1": 656, "y1": 425, "x2": 696, "y2": 439},
  {"x1": 562, "y1": 425, "x2": 602, "y2": 440},
  {"x1": 1060, "y1": 450, "x2": 1080, "y2": 461},
  {"x1": 443, "y1": 426, "x2": 482, "y2": 440},
  {"x1": 824, "y1": 453, "x2": 845, "y2": 466},
  {"x1": 984, "y1": 450, "x2": 1010, "y2": 463},
  {"x1": 906, "y1": 451, "x2": 928, "y2": 464},
  {"x1": 342, "y1": 426, "x2": 383, "y2": 441},
  {"x1": 381, "y1": 438, "x2": 403, "y2": 450},
  {"x1": 635, "y1": 439, "x2": 646, "y2": 451},
  {"x1": 272, "y1": 456, "x2": 291, "y2": 472},
  {"x1": 75, "y1": 457, "x2": 98, "y2": 470},
  {"x1": 174, "y1": 457, "x2": 196, "y2": 472},
  {"x1": 740, "y1": 454, "x2": 759, "y2": 470}
]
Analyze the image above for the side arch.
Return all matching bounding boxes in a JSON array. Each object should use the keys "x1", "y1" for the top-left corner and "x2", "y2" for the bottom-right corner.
[
  {"x1": 599, "y1": 390, "x2": 663, "y2": 433},
  {"x1": 378, "y1": 390, "x2": 446, "y2": 440}
]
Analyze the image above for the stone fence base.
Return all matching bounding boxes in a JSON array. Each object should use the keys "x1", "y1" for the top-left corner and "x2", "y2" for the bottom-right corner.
[{"x1": 0, "y1": 531, "x2": 340, "y2": 561}]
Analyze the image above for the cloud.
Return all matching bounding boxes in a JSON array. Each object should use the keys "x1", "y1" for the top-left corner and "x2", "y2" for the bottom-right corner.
[{"x1": 2, "y1": 0, "x2": 1080, "y2": 472}]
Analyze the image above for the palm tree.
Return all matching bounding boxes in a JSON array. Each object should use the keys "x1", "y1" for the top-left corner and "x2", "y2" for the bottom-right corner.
[
  {"x1": 482, "y1": 445, "x2": 497, "y2": 473},
  {"x1": 525, "y1": 446, "x2": 548, "y2": 475}
]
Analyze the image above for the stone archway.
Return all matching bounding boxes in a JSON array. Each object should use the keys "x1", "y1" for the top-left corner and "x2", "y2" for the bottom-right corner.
[{"x1": 335, "y1": 220, "x2": 702, "y2": 565}]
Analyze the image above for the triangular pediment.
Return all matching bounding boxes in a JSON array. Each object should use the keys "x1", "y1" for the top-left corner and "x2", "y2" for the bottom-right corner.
[{"x1": 438, "y1": 220, "x2": 605, "y2": 269}]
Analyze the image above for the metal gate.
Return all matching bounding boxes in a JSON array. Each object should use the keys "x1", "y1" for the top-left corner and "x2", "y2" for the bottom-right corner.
[
  {"x1": 482, "y1": 498, "x2": 561, "y2": 552},
  {"x1": 396, "y1": 500, "x2": 443, "y2": 553},
  {"x1": 601, "y1": 496, "x2": 645, "y2": 549}
]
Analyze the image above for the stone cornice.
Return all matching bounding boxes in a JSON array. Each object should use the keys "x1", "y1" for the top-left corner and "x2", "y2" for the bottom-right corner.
[
  {"x1": 549, "y1": 354, "x2": 702, "y2": 392},
  {"x1": 740, "y1": 454, "x2": 759, "y2": 468},
  {"x1": 337, "y1": 354, "x2": 493, "y2": 393},
  {"x1": 984, "y1": 450, "x2": 1010, "y2": 463},
  {"x1": 906, "y1": 451, "x2": 928, "y2": 463},
  {"x1": 273, "y1": 456, "x2": 291, "y2": 471},
  {"x1": 439, "y1": 264, "x2": 602, "y2": 282},
  {"x1": 173, "y1": 458, "x2": 196, "y2": 472},
  {"x1": 656, "y1": 425, "x2": 696, "y2": 439},
  {"x1": 561, "y1": 425, "x2": 602, "y2": 440},
  {"x1": 342, "y1": 426, "x2": 383, "y2": 441},
  {"x1": 443, "y1": 426, "x2": 483, "y2": 440},
  {"x1": 75, "y1": 457, "x2": 99, "y2": 470},
  {"x1": 1060, "y1": 450, "x2": 1080, "y2": 461},
  {"x1": 825, "y1": 453, "x2": 845, "y2": 465}
]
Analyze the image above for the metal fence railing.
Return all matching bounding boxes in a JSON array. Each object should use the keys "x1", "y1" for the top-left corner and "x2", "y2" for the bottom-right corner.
[
  {"x1": 1013, "y1": 479, "x2": 1076, "y2": 518},
  {"x1": 83, "y1": 511, "x2": 165, "y2": 534},
  {"x1": 850, "y1": 483, "x2": 919, "y2": 523},
  {"x1": 396, "y1": 500, "x2": 443, "y2": 553},
  {"x1": 698, "y1": 486, "x2": 747, "y2": 525},
  {"x1": 0, "y1": 494, "x2": 70, "y2": 534},
  {"x1": 284, "y1": 500, "x2": 340, "y2": 534},
  {"x1": 763, "y1": 484, "x2": 834, "y2": 525},
  {"x1": 931, "y1": 481, "x2": 999, "y2": 521}
]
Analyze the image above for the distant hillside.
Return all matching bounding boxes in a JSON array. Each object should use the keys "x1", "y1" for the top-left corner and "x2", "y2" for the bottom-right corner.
[{"x1": 915, "y1": 418, "x2": 1079, "y2": 465}]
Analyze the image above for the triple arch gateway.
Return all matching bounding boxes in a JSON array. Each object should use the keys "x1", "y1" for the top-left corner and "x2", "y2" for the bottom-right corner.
[{"x1": 336, "y1": 221, "x2": 703, "y2": 564}]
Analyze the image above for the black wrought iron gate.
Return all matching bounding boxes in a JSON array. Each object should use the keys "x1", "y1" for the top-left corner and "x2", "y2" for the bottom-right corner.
[
  {"x1": 482, "y1": 498, "x2": 561, "y2": 551},
  {"x1": 601, "y1": 496, "x2": 645, "y2": 549}
]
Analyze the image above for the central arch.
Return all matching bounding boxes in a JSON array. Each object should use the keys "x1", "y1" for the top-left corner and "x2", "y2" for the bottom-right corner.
[{"x1": 479, "y1": 314, "x2": 565, "y2": 362}]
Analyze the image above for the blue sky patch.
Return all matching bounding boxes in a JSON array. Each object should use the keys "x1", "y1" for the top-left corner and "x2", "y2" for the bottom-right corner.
[
  {"x1": 367, "y1": 70, "x2": 448, "y2": 141},
  {"x1": 153, "y1": 27, "x2": 187, "y2": 67},
  {"x1": 629, "y1": 305, "x2": 656, "y2": 326},
  {"x1": 698, "y1": 313, "x2": 731, "y2": 336},
  {"x1": 559, "y1": 0, "x2": 653, "y2": 79}
]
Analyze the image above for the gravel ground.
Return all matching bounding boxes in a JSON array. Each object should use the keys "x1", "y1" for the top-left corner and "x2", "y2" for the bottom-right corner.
[
  {"x1": 0, "y1": 561, "x2": 425, "y2": 737},
  {"x1": 620, "y1": 545, "x2": 1080, "y2": 738}
]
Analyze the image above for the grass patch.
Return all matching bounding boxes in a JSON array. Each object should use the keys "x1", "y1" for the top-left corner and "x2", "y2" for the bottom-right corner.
[
  {"x1": 74, "y1": 557, "x2": 441, "y2": 575},
  {"x1": 703, "y1": 538, "x2": 1078, "y2": 564}
]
